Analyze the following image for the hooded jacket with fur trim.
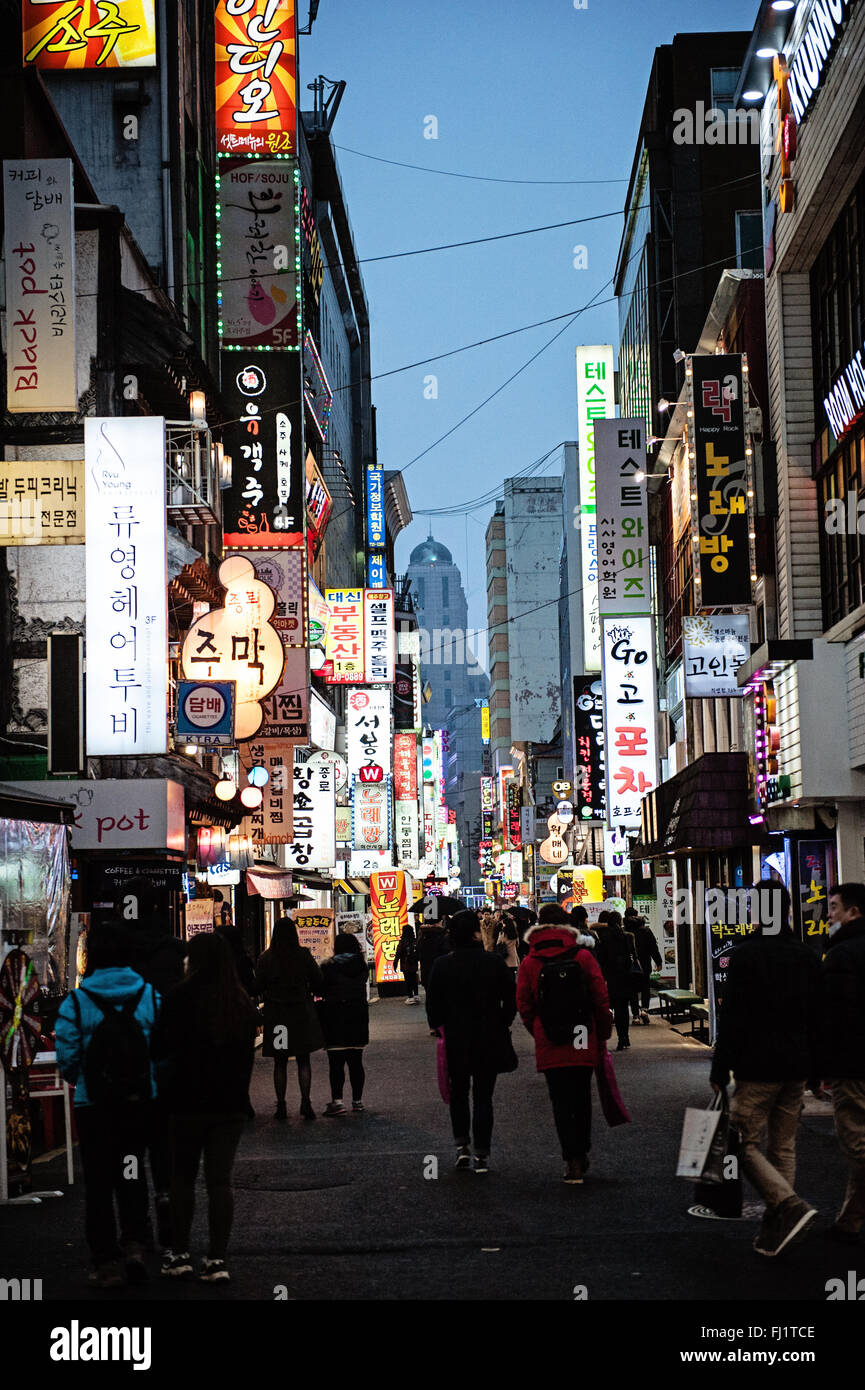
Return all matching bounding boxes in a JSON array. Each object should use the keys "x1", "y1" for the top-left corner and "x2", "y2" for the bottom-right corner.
[{"x1": 516, "y1": 924, "x2": 612, "y2": 1070}]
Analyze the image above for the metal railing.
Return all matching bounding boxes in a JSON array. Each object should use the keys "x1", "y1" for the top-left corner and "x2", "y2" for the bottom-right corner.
[{"x1": 165, "y1": 422, "x2": 222, "y2": 527}]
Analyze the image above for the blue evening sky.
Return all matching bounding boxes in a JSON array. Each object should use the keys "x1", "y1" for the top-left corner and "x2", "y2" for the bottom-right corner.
[{"x1": 301, "y1": 0, "x2": 759, "y2": 650}]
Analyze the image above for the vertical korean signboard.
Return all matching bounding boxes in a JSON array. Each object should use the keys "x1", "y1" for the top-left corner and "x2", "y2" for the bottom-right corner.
[
  {"x1": 346, "y1": 688, "x2": 391, "y2": 779},
  {"x1": 688, "y1": 355, "x2": 753, "y2": 609},
  {"x1": 325, "y1": 589, "x2": 364, "y2": 683},
  {"x1": 85, "y1": 418, "x2": 167, "y2": 756},
  {"x1": 215, "y1": 0, "x2": 297, "y2": 157},
  {"x1": 601, "y1": 618, "x2": 658, "y2": 829},
  {"x1": 363, "y1": 589, "x2": 395, "y2": 684},
  {"x1": 573, "y1": 676, "x2": 605, "y2": 823},
  {"x1": 284, "y1": 753, "x2": 335, "y2": 870},
  {"x1": 369, "y1": 870, "x2": 408, "y2": 984},
  {"x1": 221, "y1": 355, "x2": 304, "y2": 548},
  {"x1": 594, "y1": 418, "x2": 650, "y2": 616},
  {"x1": 4, "y1": 159, "x2": 76, "y2": 413},
  {"x1": 575, "y1": 346, "x2": 615, "y2": 670},
  {"x1": 216, "y1": 160, "x2": 299, "y2": 350},
  {"x1": 366, "y1": 465, "x2": 385, "y2": 548}
]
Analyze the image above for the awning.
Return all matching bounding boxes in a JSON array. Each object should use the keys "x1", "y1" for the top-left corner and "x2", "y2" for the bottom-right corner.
[
  {"x1": 633, "y1": 753, "x2": 767, "y2": 858},
  {"x1": 333, "y1": 877, "x2": 369, "y2": 896},
  {"x1": 0, "y1": 782, "x2": 75, "y2": 827},
  {"x1": 246, "y1": 866, "x2": 293, "y2": 899},
  {"x1": 292, "y1": 871, "x2": 337, "y2": 892}
]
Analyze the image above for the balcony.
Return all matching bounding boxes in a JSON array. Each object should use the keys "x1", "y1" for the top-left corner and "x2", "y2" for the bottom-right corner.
[{"x1": 165, "y1": 422, "x2": 222, "y2": 528}]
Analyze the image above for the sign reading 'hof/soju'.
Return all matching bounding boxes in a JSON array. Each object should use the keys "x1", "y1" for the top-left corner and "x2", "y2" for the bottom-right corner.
[
  {"x1": 689, "y1": 355, "x2": 752, "y2": 609},
  {"x1": 594, "y1": 418, "x2": 650, "y2": 617}
]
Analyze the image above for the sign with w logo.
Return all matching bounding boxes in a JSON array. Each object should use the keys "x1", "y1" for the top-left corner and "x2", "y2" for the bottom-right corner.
[{"x1": 358, "y1": 765, "x2": 383, "y2": 783}]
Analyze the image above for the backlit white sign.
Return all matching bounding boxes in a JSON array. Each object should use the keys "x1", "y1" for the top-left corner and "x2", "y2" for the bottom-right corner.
[
  {"x1": 576, "y1": 346, "x2": 616, "y2": 669},
  {"x1": 601, "y1": 617, "x2": 659, "y2": 829}
]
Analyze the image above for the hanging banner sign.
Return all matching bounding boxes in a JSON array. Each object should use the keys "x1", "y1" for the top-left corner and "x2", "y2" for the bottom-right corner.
[
  {"x1": 23, "y1": 0, "x2": 156, "y2": 68},
  {"x1": 394, "y1": 641, "x2": 421, "y2": 731},
  {"x1": 594, "y1": 418, "x2": 650, "y2": 616},
  {"x1": 507, "y1": 783, "x2": 522, "y2": 850},
  {"x1": 575, "y1": 345, "x2": 615, "y2": 670},
  {"x1": 601, "y1": 617, "x2": 659, "y2": 829},
  {"x1": 689, "y1": 354, "x2": 752, "y2": 609},
  {"x1": 239, "y1": 738, "x2": 296, "y2": 844},
  {"x1": 369, "y1": 870, "x2": 408, "y2": 983},
  {"x1": 305, "y1": 449, "x2": 332, "y2": 550},
  {"x1": 481, "y1": 775, "x2": 495, "y2": 840},
  {"x1": 346, "y1": 687, "x2": 391, "y2": 778},
  {"x1": 682, "y1": 614, "x2": 750, "y2": 698},
  {"x1": 480, "y1": 704, "x2": 490, "y2": 743},
  {"x1": 84, "y1": 417, "x2": 167, "y2": 756},
  {"x1": 367, "y1": 553, "x2": 386, "y2": 589},
  {"x1": 215, "y1": 0, "x2": 297, "y2": 157},
  {"x1": 395, "y1": 800, "x2": 420, "y2": 868},
  {"x1": 177, "y1": 680, "x2": 236, "y2": 747},
  {"x1": 245, "y1": 549, "x2": 306, "y2": 645},
  {"x1": 284, "y1": 753, "x2": 335, "y2": 870},
  {"x1": 221, "y1": 353, "x2": 304, "y2": 549},
  {"x1": 0, "y1": 458, "x2": 84, "y2": 545},
  {"x1": 216, "y1": 159, "x2": 298, "y2": 349},
  {"x1": 352, "y1": 776, "x2": 392, "y2": 852},
  {"x1": 393, "y1": 732, "x2": 418, "y2": 800},
  {"x1": 4, "y1": 159, "x2": 76, "y2": 413},
  {"x1": 604, "y1": 826, "x2": 631, "y2": 876},
  {"x1": 366, "y1": 464, "x2": 385, "y2": 548},
  {"x1": 325, "y1": 588, "x2": 364, "y2": 682},
  {"x1": 573, "y1": 675, "x2": 606, "y2": 822},
  {"x1": 259, "y1": 645, "x2": 308, "y2": 740},
  {"x1": 363, "y1": 588, "x2": 395, "y2": 684}
]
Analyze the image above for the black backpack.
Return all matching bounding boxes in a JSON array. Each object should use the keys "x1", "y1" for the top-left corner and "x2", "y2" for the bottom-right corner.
[
  {"x1": 537, "y1": 948, "x2": 595, "y2": 1045},
  {"x1": 74, "y1": 985, "x2": 153, "y2": 1105}
]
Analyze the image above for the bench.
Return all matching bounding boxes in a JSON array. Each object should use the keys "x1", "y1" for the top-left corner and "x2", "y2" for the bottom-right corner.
[
  {"x1": 657, "y1": 989, "x2": 703, "y2": 1022},
  {"x1": 689, "y1": 1003, "x2": 710, "y2": 1041}
]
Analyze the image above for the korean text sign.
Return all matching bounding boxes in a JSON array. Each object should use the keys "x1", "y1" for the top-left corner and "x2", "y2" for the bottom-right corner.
[
  {"x1": 84, "y1": 418, "x2": 167, "y2": 756},
  {"x1": 4, "y1": 159, "x2": 76, "y2": 413},
  {"x1": 393, "y1": 733, "x2": 418, "y2": 800},
  {"x1": 594, "y1": 418, "x2": 650, "y2": 616},
  {"x1": 217, "y1": 160, "x2": 298, "y2": 349},
  {"x1": 295, "y1": 909, "x2": 334, "y2": 963},
  {"x1": 23, "y1": 0, "x2": 156, "y2": 68},
  {"x1": 283, "y1": 753, "x2": 335, "y2": 869},
  {"x1": 221, "y1": 353, "x2": 304, "y2": 549},
  {"x1": 575, "y1": 345, "x2": 615, "y2": 670},
  {"x1": 215, "y1": 0, "x2": 297, "y2": 157},
  {"x1": 682, "y1": 615, "x2": 750, "y2": 698},
  {"x1": 325, "y1": 589, "x2": 363, "y2": 683},
  {"x1": 363, "y1": 589, "x2": 395, "y2": 684},
  {"x1": 573, "y1": 675, "x2": 606, "y2": 822},
  {"x1": 690, "y1": 355, "x2": 752, "y2": 608},
  {"x1": 0, "y1": 458, "x2": 83, "y2": 545},
  {"x1": 369, "y1": 870, "x2": 408, "y2": 984},
  {"x1": 239, "y1": 738, "x2": 295, "y2": 843},
  {"x1": 366, "y1": 465, "x2": 385, "y2": 548},
  {"x1": 346, "y1": 688, "x2": 392, "y2": 778},
  {"x1": 352, "y1": 777, "x2": 392, "y2": 853},
  {"x1": 601, "y1": 618, "x2": 658, "y2": 829}
]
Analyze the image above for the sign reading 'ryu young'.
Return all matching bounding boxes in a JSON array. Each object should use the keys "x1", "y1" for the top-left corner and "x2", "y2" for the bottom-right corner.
[
  {"x1": 217, "y1": 160, "x2": 298, "y2": 349},
  {"x1": 600, "y1": 619, "x2": 658, "y2": 829},
  {"x1": 221, "y1": 353, "x2": 304, "y2": 548},
  {"x1": 690, "y1": 355, "x2": 752, "y2": 608},
  {"x1": 215, "y1": 0, "x2": 297, "y2": 156},
  {"x1": 594, "y1": 418, "x2": 650, "y2": 616}
]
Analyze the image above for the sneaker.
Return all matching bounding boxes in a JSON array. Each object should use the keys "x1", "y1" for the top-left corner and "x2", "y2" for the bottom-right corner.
[
  {"x1": 752, "y1": 1208, "x2": 777, "y2": 1255},
  {"x1": 160, "y1": 1250, "x2": 193, "y2": 1278},
  {"x1": 351, "y1": 1101, "x2": 365, "y2": 1112},
  {"x1": 404, "y1": 997, "x2": 415, "y2": 1006},
  {"x1": 455, "y1": 1145, "x2": 471, "y2": 1170},
  {"x1": 472, "y1": 1155, "x2": 490, "y2": 1175},
  {"x1": 323, "y1": 1100, "x2": 346, "y2": 1116},
  {"x1": 199, "y1": 1258, "x2": 230, "y2": 1283},
  {"x1": 88, "y1": 1261, "x2": 125, "y2": 1289},
  {"x1": 760, "y1": 1197, "x2": 818, "y2": 1257}
]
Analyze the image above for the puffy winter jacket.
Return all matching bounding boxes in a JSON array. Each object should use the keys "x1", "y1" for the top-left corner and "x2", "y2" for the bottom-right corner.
[
  {"x1": 516, "y1": 925, "x2": 612, "y2": 1070},
  {"x1": 55, "y1": 967, "x2": 160, "y2": 1107},
  {"x1": 820, "y1": 919, "x2": 865, "y2": 1079}
]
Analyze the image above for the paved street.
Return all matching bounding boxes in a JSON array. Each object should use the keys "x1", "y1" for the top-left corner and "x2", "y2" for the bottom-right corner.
[{"x1": 2, "y1": 999, "x2": 858, "y2": 1303}]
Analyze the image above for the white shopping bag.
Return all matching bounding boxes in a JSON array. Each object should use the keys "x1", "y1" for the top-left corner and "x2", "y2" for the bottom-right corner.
[{"x1": 676, "y1": 1095, "x2": 722, "y2": 1180}]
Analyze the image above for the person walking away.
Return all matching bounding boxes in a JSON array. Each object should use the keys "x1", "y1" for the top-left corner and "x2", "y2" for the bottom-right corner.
[
  {"x1": 55, "y1": 922, "x2": 160, "y2": 1288},
  {"x1": 629, "y1": 914, "x2": 662, "y2": 1023},
  {"x1": 517, "y1": 904, "x2": 611, "y2": 1183},
  {"x1": 596, "y1": 912, "x2": 638, "y2": 1050},
  {"x1": 711, "y1": 881, "x2": 821, "y2": 1257},
  {"x1": 819, "y1": 882, "x2": 865, "y2": 1245},
  {"x1": 418, "y1": 919, "x2": 451, "y2": 995},
  {"x1": 318, "y1": 933, "x2": 370, "y2": 1114},
  {"x1": 480, "y1": 911, "x2": 499, "y2": 953},
  {"x1": 426, "y1": 910, "x2": 516, "y2": 1174},
  {"x1": 255, "y1": 915, "x2": 324, "y2": 1120},
  {"x1": 394, "y1": 922, "x2": 421, "y2": 1004},
  {"x1": 497, "y1": 914, "x2": 521, "y2": 980},
  {"x1": 153, "y1": 932, "x2": 257, "y2": 1282}
]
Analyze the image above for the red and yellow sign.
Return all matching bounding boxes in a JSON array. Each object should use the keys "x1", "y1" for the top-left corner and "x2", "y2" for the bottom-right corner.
[
  {"x1": 369, "y1": 870, "x2": 408, "y2": 984},
  {"x1": 23, "y1": 0, "x2": 156, "y2": 68},
  {"x1": 215, "y1": 0, "x2": 297, "y2": 157}
]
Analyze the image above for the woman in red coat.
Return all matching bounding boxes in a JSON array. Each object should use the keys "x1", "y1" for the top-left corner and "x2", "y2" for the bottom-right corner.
[{"x1": 517, "y1": 904, "x2": 612, "y2": 1183}]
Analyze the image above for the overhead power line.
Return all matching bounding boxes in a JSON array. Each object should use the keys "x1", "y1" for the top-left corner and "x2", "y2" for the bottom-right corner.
[{"x1": 333, "y1": 143, "x2": 630, "y2": 186}]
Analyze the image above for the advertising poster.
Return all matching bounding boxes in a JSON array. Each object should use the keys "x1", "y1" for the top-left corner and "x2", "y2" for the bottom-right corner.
[
  {"x1": 215, "y1": 0, "x2": 297, "y2": 157},
  {"x1": 185, "y1": 899, "x2": 215, "y2": 938},
  {"x1": 221, "y1": 353, "x2": 304, "y2": 549},
  {"x1": 369, "y1": 870, "x2": 408, "y2": 984},
  {"x1": 216, "y1": 160, "x2": 298, "y2": 349},
  {"x1": 690, "y1": 354, "x2": 752, "y2": 608},
  {"x1": 295, "y1": 909, "x2": 335, "y2": 963}
]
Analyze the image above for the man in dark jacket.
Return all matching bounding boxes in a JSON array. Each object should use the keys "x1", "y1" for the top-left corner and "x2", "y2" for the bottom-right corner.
[
  {"x1": 426, "y1": 910, "x2": 516, "y2": 1174},
  {"x1": 821, "y1": 882, "x2": 865, "y2": 1244},
  {"x1": 710, "y1": 881, "x2": 821, "y2": 1257},
  {"x1": 417, "y1": 922, "x2": 450, "y2": 992},
  {"x1": 629, "y1": 915, "x2": 662, "y2": 1023}
]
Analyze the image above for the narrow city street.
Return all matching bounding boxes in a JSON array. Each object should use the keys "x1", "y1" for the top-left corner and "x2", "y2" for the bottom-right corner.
[{"x1": 3, "y1": 1001, "x2": 853, "y2": 1304}]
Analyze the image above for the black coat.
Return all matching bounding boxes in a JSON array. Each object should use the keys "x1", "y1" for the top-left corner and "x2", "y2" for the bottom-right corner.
[
  {"x1": 152, "y1": 974, "x2": 257, "y2": 1115},
  {"x1": 631, "y1": 922, "x2": 662, "y2": 974},
  {"x1": 820, "y1": 919, "x2": 865, "y2": 1079},
  {"x1": 596, "y1": 929, "x2": 639, "y2": 1004},
  {"x1": 317, "y1": 951, "x2": 369, "y2": 1049},
  {"x1": 710, "y1": 931, "x2": 821, "y2": 1087},
  {"x1": 417, "y1": 926, "x2": 450, "y2": 985},
  {"x1": 215, "y1": 924, "x2": 257, "y2": 997},
  {"x1": 426, "y1": 942, "x2": 516, "y2": 1073},
  {"x1": 393, "y1": 929, "x2": 418, "y2": 975}
]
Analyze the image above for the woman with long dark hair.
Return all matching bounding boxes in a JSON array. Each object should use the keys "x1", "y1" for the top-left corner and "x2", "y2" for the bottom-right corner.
[
  {"x1": 596, "y1": 910, "x2": 640, "y2": 1051},
  {"x1": 153, "y1": 931, "x2": 258, "y2": 1283},
  {"x1": 318, "y1": 932, "x2": 370, "y2": 1115},
  {"x1": 255, "y1": 915, "x2": 324, "y2": 1120}
]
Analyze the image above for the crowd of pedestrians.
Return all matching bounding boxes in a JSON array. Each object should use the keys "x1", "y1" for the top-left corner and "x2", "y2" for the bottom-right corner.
[{"x1": 52, "y1": 877, "x2": 865, "y2": 1288}]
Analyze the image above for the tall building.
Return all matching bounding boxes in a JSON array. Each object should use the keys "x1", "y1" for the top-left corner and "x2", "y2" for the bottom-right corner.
[{"x1": 406, "y1": 536, "x2": 488, "y2": 874}]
